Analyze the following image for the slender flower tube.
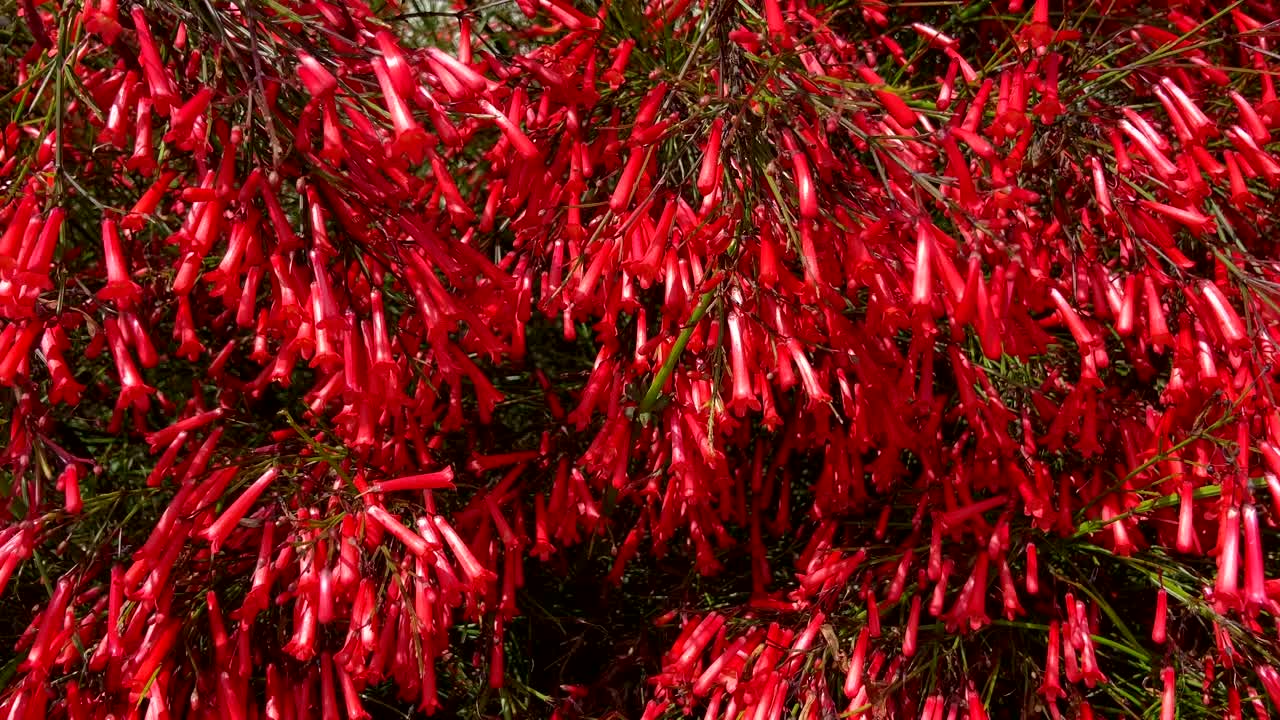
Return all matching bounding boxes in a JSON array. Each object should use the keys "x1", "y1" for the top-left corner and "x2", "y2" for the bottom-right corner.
[
  {"x1": 20, "y1": 576, "x2": 72, "y2": 675},
  {"x1": 1039, "y1": 620, "x2": 1065, "y2": 702},
  {"x1": 163, "y1": 87, "x2": 214, "y2": 146},
  {"x1": 1228, "y1": 91, "x2": 1270, "y2": 144},
  {"x1": 296, "y1": 51, "x2": 338, "y2": 99},
  {"x1": 16, "y1": 207, "x2": 64, "y2": 289},
  {"x1": 374, "y1": 469, "x2": 456, "y2": 493},
  {"x1": 1160, "y1": 667, "x2": 1176, "y2": 720},
  {"x1": 200, "y1": 468, "x2": 280, "y2": 553},
  {"x1": 0, "y1": 196, "x2": 36, "y2": 270},
  {"x1": 912, "y1": 220, "x2": 936, "y2": 310},
  {"x1": 1242, "y1": 503, "x2": 1269, "y2": 613},
  {"x1": 610, "y1": 147, "x2": 647, "y2": 212},
  {"x1": 1152, "y1": 586, "x2": 1168, "y2": 644},
  {"x1": 1021, "y1": 542, "x2": 1039, "y2": 596},
  {"x1": 1196, "y1": 280, "x2": 1247, "y2": 349},
  {"x1": 371, "y1": 57, "x2": 429, "y2": 161},
  {"x1": 1138, "y1": 199, "x2": 1215, "y2": 234},
  {"x1": 1215, "y1": 504, "x2": 1241, "y2": 610},
  {"x1": 902, "y1": 595, "x2": 922, "y2": 657},
  {"x1": 842, "y1": 626, "x2": 869, "y2": 698},
  {"x1": 96, "y1": 218, "x2": 142, "y2": 305},
  {"x1": 425, "y1": 47, "x2": 491, "y2": 96},
  {"x1": 103, "y1": 317, "x2": 155, "y2": 407},
  {"x1": 478, "y1": 98, "x2": 539, "y2": 159},
  {"x1": 433, "y1": 514, "x2": 499, "y2": 589},
  {"x1": 697, "y1": 118, "x2": 724, "y2": 196},
  {"x1": 793, "y1": 148, "x2": 818, "y2": 219},
  {"x1": 1224, "y1": 151, "x2": 1258, "y2": 208},
  {"x1": 130, "y1": 7, "x2": 177, "y2": 113},
  {"x1": 1118, "y1": 119, "x2": 1179, "y2": 178},
  {"x1": 726, "y1": 307, "x2": 759, "y2": 414}
]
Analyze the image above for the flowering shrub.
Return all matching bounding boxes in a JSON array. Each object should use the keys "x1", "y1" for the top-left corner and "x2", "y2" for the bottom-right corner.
[{"x1": 1, "y1": 0, "x2": 1280, "y2": 716}]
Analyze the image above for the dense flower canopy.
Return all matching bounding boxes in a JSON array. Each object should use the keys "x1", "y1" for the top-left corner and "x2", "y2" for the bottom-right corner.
[{"x1": 1, "y1": 0, "x2": 1280, "y2": 716}]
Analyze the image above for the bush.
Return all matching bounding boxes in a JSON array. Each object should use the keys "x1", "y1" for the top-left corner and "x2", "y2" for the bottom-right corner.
[{"x1": 2, "y1": 0, "x2": 1280, "y2": 716}]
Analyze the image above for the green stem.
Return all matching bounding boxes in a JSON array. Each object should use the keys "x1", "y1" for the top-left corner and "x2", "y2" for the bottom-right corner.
[
  {"x1": 1072, "y1": 476, "x2": 1268, "y2": 538},
  {"x1": 989, "y1": 620, "x2": 1150, "y2": 663},
  {"x1": 638, "y1": 287, "x2": 717, "y2": 414},
  {"x1": 1073, "y1": 410, "x2": 1237, "y2": 520}
]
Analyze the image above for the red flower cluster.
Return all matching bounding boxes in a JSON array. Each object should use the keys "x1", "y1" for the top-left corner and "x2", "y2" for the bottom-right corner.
[{"x1": 1, "y1": 0, "x2": 1279, "y2": 716}]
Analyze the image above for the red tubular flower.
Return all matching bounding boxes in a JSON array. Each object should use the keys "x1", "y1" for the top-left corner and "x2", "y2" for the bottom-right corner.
[
  {"x1": 911, "y1": 22, "x2": 956, "y2": 48},
  {"x1": 57, "y1": 461, "x2": 83, "y2": 512},
  {"x1": 1224, "y1": 150, "x2": 1258, "y2": 209},
  {"x1": 0, "y1": 526, "x2": 36, "y2": 600},
  {"x1": 842, "y1": 626, "x2": 869, "y2": 699},
  {"x1": 875, "y1": 88, "x2": 919, "y2": 129},
  {"x1": 1228, "y1": 91, "x2": 1270, "y2": 144},
  {"x1": 467, "y1": 451, "x2": 541, "y2": 476},
  {"x1": 1164, "y1": 79, "x2": 1213, "y2": 137},
  {"x1": 792, "y1": 148, "x2": 818, "y2": 219},
  {"x1": 726, "y1": 307, "x2": 759, "y2": 415},
  {"x1": 200, "y1": 467, "x2": 279, "y2": 553},
  {"x1": 284, "y1": 596, "x2": 319, "y2": 663},
  {"x1": 96, "y1": 218, "x2": 142, "y2": 305},
  {"x1": 697, "y1": 118, "x2": 724, "y2": 196},
  {"x1": 912, "y1": 219, "x2": 936, "y2": 311},
  {"x1": 0, "y1": 197, "x2": 37, "y2": 272},
  {"x1": 371, "y1": 57, "x2": 428, "y2": 161},
  {"x1": 428, "y1": 151, "x2": 476, "y2": 226},
  {"x1": 1138, "y1": 199, "x2": 1215, "y2": 234},
  {"x1": 1241, "y1": 503, "x2": 1270, "y2": 614},
  {"x1": 145, "y1": 431, "x2": 188, "y2": 487},
  {"x1": 478, "y1": 98, "x2": 539, "y2": 160},
  {"x1": 1258, "y1": 666, "x2": 1280, "y2": 709},
  {"x1": 41, "y1": 328, "x2": 85, "y2": 405},
  {"x1": 763, "y1": 0, "x2": 787, "y2": 45},
  {"x1": 432, "y1": 514, "x2": 498, "y2": 589},
  {"x1": 630, "y1": 82, "x2": 668, "y2": 131},
  {"x1": 374, "y1": 468, "x2": 456, "y2": 493},
  {"x1": 1033, "y1": 54, "x2": 1065, "y2": 122},
  {"x1": 1049, "y1": 287, "x2": 1099, "y2": 355},
  {"x1": 99, "y1": 73, "x2": 139, "y2": 148},
  {"x1": 1175, "y1": 477, "x2": 1197, "y2": 554},
  {"x1": 598, "y1": 39, "x2": 636, "y2": 89},
  {"x1": 610, "y1": 147, "x2": 647, "y2": 213},
  {"x1": 296, "y1": 51, "x2": 338, "y2": 100},
  {"x1": 123, "y1": 170, "x2": 180, "y2": 231},
  {"x1": 1087, "y1": 156, "x2": 1115, "y2": 218},
  {"x1": 940, "y1": 134, "x2": 977, "y2": 207},
  {"x1": 1076, "y1": 622, "x2": 1107, "y2": 687},
  {"x1": 1196, "y1": 280, "x2": 1247, "y2": 350},
  {"x1": 146, "y1": 407, "x2": 224, "y2": 450},
  {"x1": 336, "y1": 664, "x2": 369, "y2": 720},
  {"x1": 21, "y1": 576, "x2": 73, "y2": 675},
  {"x1": 129, "y1": 7, "x2": 177, "y2": 114},
  {"x1": 1214, "y1": 504, "x2": 1241, "y2": 611},
  {"x1": 1118, "y1": 120, "x2": 1179, "y2": 179},
  {"x1": 164, "y1": 87, "x2": 214, "y2": 146},
  {"x1": 1226, "y1": 125, "x2": 1280, "y2": 184},
  {"x1": 0, "y1": 320, "x2": 40, "y2": 385},
  {"x1": 1159, "y1": 666, "x2": 1176, "y2": 720},
  {"x1": 84, "y1": 0, "x2": 122, "y2": 42},
  {"x1": 124, "y1": 98, "x2": 158, "y2": 176},
  {"x1": 103, "y1": 317, "x2": 155, "y2": 408},
  {"x1": 1152, "y1": 586, "x2": 1168, "y2": 644},
  {"x1": 902, "y1": 594, "x2": 921, "y2": 658},
  {"x1": 13, "y1": 206, "x2": 63, "y2": 293},
  {"x1": 425, "y1": 47, "x2": 490, "y2": 97},
  {"x1": 532, "y1": 494, "x2": 555, "y2": 560}
]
